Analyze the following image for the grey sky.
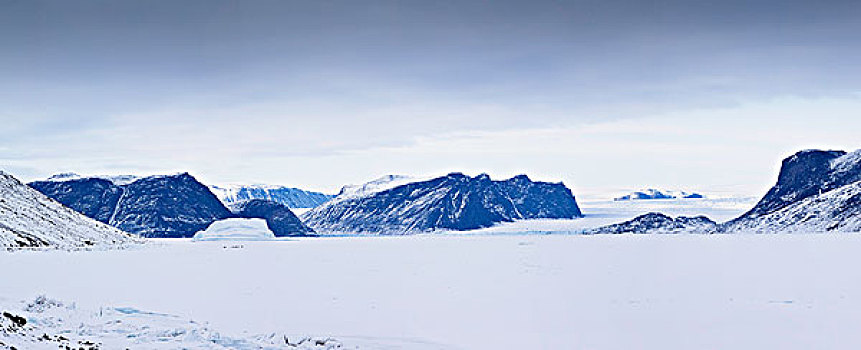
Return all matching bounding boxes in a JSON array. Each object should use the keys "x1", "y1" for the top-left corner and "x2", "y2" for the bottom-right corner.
[{"x1": 1, "y1": 0, "x2": 860, "y2": 197}]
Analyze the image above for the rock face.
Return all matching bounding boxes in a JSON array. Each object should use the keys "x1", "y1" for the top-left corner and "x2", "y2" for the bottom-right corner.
[
  {"x1": 585, "y1": 212, "x2": 717, "y2": 234},
  {"x1": 723, "y1": 149, "x2": 861, "y2": 233},
  {"x1": 302, "y1": 173, "x2": 582, "y2": 233},
  {"x1": 210, "y1": 184, "x2": 334, "y2": 208},
  {"x1": 1, "y1": 171, "x2": 139, "y2": 249},
  {"x1": 230, "y1": 199, "x2": 315, "y2": 237},
  {"x1": 614, "y1": 189, "x2": 704, "y2": 201},
  {"x1": 30, "y1": 173, "x2": 233, "y2": 238}
]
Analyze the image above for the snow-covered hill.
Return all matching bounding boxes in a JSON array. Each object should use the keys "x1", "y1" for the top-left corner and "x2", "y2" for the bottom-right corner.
[
  {"x1": 614, "y1": 189, "x2": 704, "y2": 201},
  {"x1": 723, "y1": 180, "x2": 861, "y2": 233},
  {"x1": 302, "y1": 173, "x2": 582, "y2": 233},
  {"x1": 0, "y1": 171, "x2": 139, "y2": 249},
  {"x1": 724, "y1": 149, "x2": 861, "y2": 233},
  {"x1": 210, "y1": 184, "x2": 334, "y2": 208}
]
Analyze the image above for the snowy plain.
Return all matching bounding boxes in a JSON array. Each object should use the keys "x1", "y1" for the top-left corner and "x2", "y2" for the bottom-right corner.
[
  {"x1": 6, "y1": 197, "x2": 861, "y2": 349},
  {"x1": 4, "y1": 234, "x2": 861, "y2": 349}
]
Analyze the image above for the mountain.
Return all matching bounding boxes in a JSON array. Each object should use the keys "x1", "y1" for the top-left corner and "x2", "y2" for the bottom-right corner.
[
  {"x1": 302, "y1": 173, "x2": 582, "y2": 233},
  {"x1": 723, "y1": 149, "x2": 861, "y2": 232},
  {"x1": 614, "y1": 189, "x2": 704, "y2": 201},
  {"x1": 722, "y1": 181, "x2": 860, "y2": 233},
  {"x1": 1, "y1": 171, "x2": 139, "y2": 249},
  {"x1": 334, "y1": 175, "x2": 420, "y2": 200},
  {"x1": 30, "y1": 173, "x2": 233, "y2": 238},
  {"x1": 584, "y1": 212, "x2": 717, "y2": 234},
  {"x1": 229, "y1": 199, "x2": 315, "y2": 236},
  {"x1": 209, "y1": 184, "x2": 334, "y2": 208}
]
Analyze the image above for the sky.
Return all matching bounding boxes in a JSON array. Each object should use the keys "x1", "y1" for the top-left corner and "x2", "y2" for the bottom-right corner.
[{"x1": 1, "y1": 0, "x2": 860, "y2": 199}]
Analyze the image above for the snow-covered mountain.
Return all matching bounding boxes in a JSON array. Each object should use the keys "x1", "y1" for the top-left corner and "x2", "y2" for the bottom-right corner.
[
  {"x1": 614, "y1": 189, "x2": 704, "y2": 201},
  {"x1": 302, "y1": 173, "x2": 582, "y2": 233},
  {"x1": 333, "y1": 175, "x2": 422, "y2": 201},
  {"x1": 585, "y1": 212, "x2": 717, "y2": 234},
  {"x1": 30, "y1": 173, "x2": 233, "y2": 238},
  {"x1": 210, "y1": 184, "x2": 334, "y2": 208},
  {"x1": 229, "y1": 199, "x2": 315, "y2": 236},
  {"x1": 723, "y1": 149, "x2": 861, "y2": 232},
  {"x1": 1, "y1": 171, "x2": 139, "y2": 249}
]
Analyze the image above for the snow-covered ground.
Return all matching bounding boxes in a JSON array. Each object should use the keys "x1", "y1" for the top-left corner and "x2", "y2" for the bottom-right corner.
[{"x1": 4, "y1": 230, "x2": 861, "y2": 349}]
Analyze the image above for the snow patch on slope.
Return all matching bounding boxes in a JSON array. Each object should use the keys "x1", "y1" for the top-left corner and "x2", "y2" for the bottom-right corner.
[
  {"x1": 210, "y1": 184, "x2": 334, "y2": 209},
  {"x1": 44, "y1": 173, "x2": 142, "y2": 186},
  {"x1": 333, "y1": 175, "x2": 425, "y2": 201},
  {"x1": 0, "y1": 171, "x2": 141, "y2": 249},
  {"x1": 832, "y1": 149, "x2": 861, "y2": 174},
  {"x1": 724, "y1": 180, "x2": 861, "y2": 233}
]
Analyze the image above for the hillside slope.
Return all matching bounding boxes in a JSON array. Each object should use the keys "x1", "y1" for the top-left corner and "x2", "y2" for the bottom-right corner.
[{"x1": 1, "y1": 171, "x2": 139, "y2": 249}]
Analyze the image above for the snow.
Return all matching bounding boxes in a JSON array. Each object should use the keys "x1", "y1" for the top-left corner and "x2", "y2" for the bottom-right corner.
[
  {"x1": 0, "y1": 296, "x2": 345, "y2": 349},
  {"x1": 209, "y1": 184, "x2": 333, "y2": 209},
  {"x1": 5, "y1": 234, "x2": 861, "y2": 349},
  {"x1": 832, "y1": 149, "x2": 861, "y2": 174},
  {"x1": 43, "y1": 173, "x2": 142, "y2": 186},
  {"x1": 333, "y1": 175, "x2": 425, "y2": 202},
  {"x1": 192, "y1": 218, "x2": 276, "y2": 241}
]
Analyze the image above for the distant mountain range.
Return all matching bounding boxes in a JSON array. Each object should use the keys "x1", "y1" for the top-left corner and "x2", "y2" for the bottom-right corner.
[
  {"x1": 614, "y1": 189, "x2": 704, "y2": 201},
  {"x1": 302, "y1": 173, "x2": 582, "y2": 233},
  {"x1": 29, "y1": 173, "x2": 312, "y2": 238},
  {"x1": 12, "y1": 147, "x2": 861, "y2": 240},
  {"x1": 590, "y1": 149, "x2": 861, "y2": 234},
  {"x1": 209, "y1": 184, "x2": 333, "y2": 208},
  {"x1": 1, "y1": 171, "x2": 139, "y2": 249}
]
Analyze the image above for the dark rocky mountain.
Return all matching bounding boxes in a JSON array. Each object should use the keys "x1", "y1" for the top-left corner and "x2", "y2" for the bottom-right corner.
[
  {"x1": 584, "y1": 212, "x2": 717, "y2": 234},
  {"x1": 302, "y1": 173, "x2": 582, "y2": 233},
  {"x1": 27, "y1": 177, "x2": 122, "y2": 223},
  {"x1": 30, "y1": 173, "x2": 233, "y2": 238},
  {"x1": 230, "y1": 199, "x2": 315, "y2": 237}
]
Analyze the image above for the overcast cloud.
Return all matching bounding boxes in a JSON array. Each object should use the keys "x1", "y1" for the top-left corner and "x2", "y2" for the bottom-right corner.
[{"x1": 1, "y1": 0, "x2": 859, "y2": 196}]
